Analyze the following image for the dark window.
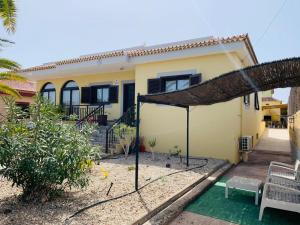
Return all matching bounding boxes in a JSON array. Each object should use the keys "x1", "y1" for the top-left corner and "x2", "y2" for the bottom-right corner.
[
  {"x1": 16, "y1": 102, "x2": 29, "y2": 111},
  {"x1": 61, "y1": 81, "x2": 80, "y2": 106},
  {"x1": 41, "y1": 82, "x2": 56, "y2": 104},
  {"x1": 147, "y1": 74, "x2": 201, "y2": 94},
  {"x1": 15, "y1": 102, "x2": 30, "y2": 118}
]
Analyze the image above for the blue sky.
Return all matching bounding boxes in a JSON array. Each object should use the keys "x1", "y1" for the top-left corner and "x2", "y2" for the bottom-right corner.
[{"x1": 1, "y1": 0, "x2": 299, "y2": 103}]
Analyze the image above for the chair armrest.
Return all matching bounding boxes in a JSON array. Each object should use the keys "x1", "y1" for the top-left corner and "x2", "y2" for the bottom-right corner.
[
  {"x1": 268, "y1": 164, "x2": 295, "y2": 175},
  {"x1": 267, "y1": 175, "x2": 299, "y2": 185},
  {"x1": 270, "y1": 161, "x2": 293, "y2": 168},
  {"x1": 265, "y1": 182, "x2": 300, "y2": 194}
]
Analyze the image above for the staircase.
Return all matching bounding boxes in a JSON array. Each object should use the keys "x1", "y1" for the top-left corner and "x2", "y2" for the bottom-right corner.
[
  {"x1": 74, "y1": 105, "x2": 136, "y2": 155},
  {"x1": 90, "y1": 121, "x2": 119, "y2": 154},
  {"x1": 105, "y1": 105, "x2": 135, "y2": 153}
]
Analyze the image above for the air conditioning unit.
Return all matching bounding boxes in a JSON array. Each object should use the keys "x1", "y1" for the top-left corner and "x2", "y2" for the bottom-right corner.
[{"x1": 239, "y1": 136, "x2": 253, "y2": 151}]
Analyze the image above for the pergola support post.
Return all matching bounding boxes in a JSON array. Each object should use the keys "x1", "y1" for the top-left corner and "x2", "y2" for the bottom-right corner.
[
  {"x1": 135, "y1": 93, "x2": 141, "y2": 191},
  {"x1": 186, "y1": 106, "x2": 189, "y2": 167}
]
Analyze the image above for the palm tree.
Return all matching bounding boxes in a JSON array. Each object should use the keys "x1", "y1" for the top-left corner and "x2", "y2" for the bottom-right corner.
[
  {"x1": 0, "y1": 0, "x2": 25, "y2": 98},
  {"x1": 0, "y1": 0, "x2": 16, "y2": 33}
]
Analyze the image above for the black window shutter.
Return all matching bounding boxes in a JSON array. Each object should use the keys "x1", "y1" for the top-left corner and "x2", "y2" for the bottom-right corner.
[
  {"x1": 81, "y1": 87, "x2": 91, "y2": 103},
  {"x1": 109, "y1": 86, "x2": 119, "y2": 103},
  {"x1": 90, "y1": 86, "x2": 97, "y2": 104},
  {"x1": 148, "y1": 78, "x2": 161, "y2": 94},
  {"x1": 190, "y1": 73, "x2": 202, "y2": 86},
  {"x1": 160, "y1": 78, "x2": 166, "y2": 92}
]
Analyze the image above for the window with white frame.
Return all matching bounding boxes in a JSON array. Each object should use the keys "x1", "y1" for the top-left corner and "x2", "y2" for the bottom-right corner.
[
  {"x1": 164, "y1": 75, "x2": 190, "y2": 92},
  {"x1": 96, "y1": 87, "x2": 109, "y2": 103}
]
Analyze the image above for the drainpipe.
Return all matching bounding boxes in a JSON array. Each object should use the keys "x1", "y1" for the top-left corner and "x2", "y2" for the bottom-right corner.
[
  {"x1": 186, "y1": 106, "x2": 189, "y2": 167},
  {"x1": 135, "y1": 93, "x2": 141, "y2": 191}
]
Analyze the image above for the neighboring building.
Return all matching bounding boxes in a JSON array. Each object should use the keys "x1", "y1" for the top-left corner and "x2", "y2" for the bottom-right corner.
[
  {"x1": 0, "y1": 81, "x2": 36, "y2": 117},
  {"x1": 262, "y1": 89, "x2": 274, "y2": 98},
  {"x1": 20, "y1": 34, "x2": 264, "y2": 163},
  {"x1": 262, "y1": 97, "x2": 288, "y2": 128}
]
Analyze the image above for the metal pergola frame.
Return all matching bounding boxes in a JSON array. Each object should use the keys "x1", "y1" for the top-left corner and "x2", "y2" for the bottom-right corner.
[
  {"x1": 134, "y1": 93, "x2": 190, "y2": 191},
  {"x1": 132, "y1": 57, "x2": 300, "y2": 191}
]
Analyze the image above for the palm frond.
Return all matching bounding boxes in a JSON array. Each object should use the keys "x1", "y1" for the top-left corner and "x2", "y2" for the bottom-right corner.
[
  {"x1": 0, "y1": 38, "x2": 14, "y2": 51},
  {"x1": 0, "y1": 38, "x2": 13, "y2": 44},
  {"x1": 0, "y1": 72, "x2": 26, "y2": 81},
  {"x1": 0, "y1": 58, "x2": 20, "y2": 70},
  {"x1": 0, "y1": 0, "x2": 17, "y2": 33},
  {"x1": 0, "y1": 82, "x2": 20, "y2": 98}
]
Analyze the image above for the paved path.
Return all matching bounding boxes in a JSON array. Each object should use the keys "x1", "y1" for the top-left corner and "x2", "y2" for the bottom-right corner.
[
  {"x1": 255, "y1": 128, "x2": 291, "y2": 153},
  {"x1": 168, "y1": 128, "x2": 292, "y2": 225},
  {"x1": 169, "y1": 212, "x2": 236, "y2": 225}
]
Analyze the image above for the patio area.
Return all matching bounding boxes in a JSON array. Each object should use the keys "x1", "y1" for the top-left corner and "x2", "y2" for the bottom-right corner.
[{"x1": 169, "y1": 128, "x2": 299, "y2": 225}]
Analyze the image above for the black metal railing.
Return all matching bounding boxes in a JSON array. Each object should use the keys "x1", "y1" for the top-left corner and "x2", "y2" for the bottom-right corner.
[
  {"x1": 105, "y1": 105, "x2": 135, "y2": 152},
  {"x1": 63, "y1": 105, "x2": 98, "y2": 120},
  {"x1": 61, "y1": 104, "x2": 105, "y2": 128}
]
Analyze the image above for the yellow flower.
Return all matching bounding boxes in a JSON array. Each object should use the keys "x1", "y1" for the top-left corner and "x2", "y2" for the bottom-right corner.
[{"x1": 100, "y1": 167, "x2": 109, "y2": 179}]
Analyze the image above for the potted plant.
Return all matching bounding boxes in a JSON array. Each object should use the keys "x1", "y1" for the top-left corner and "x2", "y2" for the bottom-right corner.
[
  {"x1": 148, "y1": 138, "x2": 157, "y2": 160},
  {"x1": 139, "y1": 136, "x2": 146, "y2": 152},
  {"x1": 97, "y1": 114, "x2": 108, "y2": 126}
]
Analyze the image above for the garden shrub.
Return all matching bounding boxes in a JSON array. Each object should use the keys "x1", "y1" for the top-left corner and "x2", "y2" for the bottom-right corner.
[
  {"x1": 114, "y1": 123, "x2": 135, "y2": 159},
  {"x1": 0, "y1": 96, "x2": 97, "y2": 201}
]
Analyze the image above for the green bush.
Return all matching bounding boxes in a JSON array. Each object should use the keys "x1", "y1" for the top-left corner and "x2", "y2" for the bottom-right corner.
[{"x1": 0, "y1": 96, "x2": 96, "y2": 201}]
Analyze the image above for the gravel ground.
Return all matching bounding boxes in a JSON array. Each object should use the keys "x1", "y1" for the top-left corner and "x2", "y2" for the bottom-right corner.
[{"x1": 0, "y1": 152, "x2": 225, "y2": 225}]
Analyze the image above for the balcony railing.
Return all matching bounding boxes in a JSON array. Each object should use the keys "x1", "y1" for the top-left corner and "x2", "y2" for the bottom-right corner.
[{"x1": 62, "y1": 104, "x2": 105, "y2": 121}]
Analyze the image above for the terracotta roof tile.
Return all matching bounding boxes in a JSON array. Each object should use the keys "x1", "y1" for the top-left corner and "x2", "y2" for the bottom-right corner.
[
  {"x1": 18, "y1": 34, "x2": 257, "y2": 73},
  {"x1": 19, "y1": 64, "x2": 56, "y2": 72},
  {"x1": 3, "y1": 80, "x2": 36, "y2": 92},
  {"x1": 55, "y1": 50, "x2": 124, "y2": 65}
]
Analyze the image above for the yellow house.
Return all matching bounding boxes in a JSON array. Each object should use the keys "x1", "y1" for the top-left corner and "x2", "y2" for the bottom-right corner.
[
  {"x1": 262, "y1": 96, "x2": 288, "y2": 128},
  {"x1": 20, "y1": 34, "x2": 265, "y2": 164}
]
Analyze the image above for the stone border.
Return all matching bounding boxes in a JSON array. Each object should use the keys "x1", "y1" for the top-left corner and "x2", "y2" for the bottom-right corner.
[{"x1": 132, "y1": 161, "x2": 231, "y2": 225}]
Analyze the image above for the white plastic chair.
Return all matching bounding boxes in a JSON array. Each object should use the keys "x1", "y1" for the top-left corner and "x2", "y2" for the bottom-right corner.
[
  {"x1": 268, "y1": 160, "x2": 300, "y2": 180},
  {"x1": 259, "y1": 180, "x2": 300, "y2": 221}
]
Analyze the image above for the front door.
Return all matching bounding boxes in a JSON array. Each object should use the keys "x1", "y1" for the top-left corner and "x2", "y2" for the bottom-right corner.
[{"x1": 123, "y1": 83, "x2": 135, "y2": 113}]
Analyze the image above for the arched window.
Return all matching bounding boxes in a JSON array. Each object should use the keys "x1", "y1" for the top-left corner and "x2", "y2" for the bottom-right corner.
[
  {"x1": 41, "y1": 82, "x2": 56, "y2": 103},
  {"x1": 61, "y1": 81, "x2": 80, "y2": 106}
]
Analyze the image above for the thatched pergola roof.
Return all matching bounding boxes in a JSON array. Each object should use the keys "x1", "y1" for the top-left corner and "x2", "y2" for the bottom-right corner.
[
  {"x1": 134, "y1": 57, "x2": 300, "y2": 190},
  {"x1": 140, "y1": 57, "x2": 300, "y2": 107}
]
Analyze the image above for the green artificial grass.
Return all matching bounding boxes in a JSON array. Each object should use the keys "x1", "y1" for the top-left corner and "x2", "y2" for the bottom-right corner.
[{"x1": 185, "y1": 177, "x2": 300, "y2": 225}]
